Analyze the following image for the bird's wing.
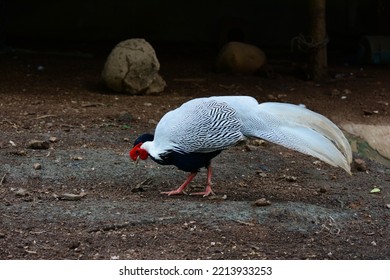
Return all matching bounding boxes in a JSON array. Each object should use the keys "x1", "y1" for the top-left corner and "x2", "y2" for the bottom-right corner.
[{"x1": 154, "y1": 99, "x2": 244, "y2": 154}]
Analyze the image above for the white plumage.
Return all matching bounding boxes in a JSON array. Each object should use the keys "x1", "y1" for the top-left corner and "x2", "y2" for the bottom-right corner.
[{"x1": 130, "y1": 96, "x2": 352, "y2": 196}]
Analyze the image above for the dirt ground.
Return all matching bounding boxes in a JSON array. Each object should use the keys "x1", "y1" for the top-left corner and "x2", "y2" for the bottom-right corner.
[{"x1": 0, "y1": 50, "x2": 389, "y2": 260}]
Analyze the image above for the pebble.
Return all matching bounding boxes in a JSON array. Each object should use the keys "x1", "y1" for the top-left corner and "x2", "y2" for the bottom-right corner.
[
  {"x1": 354, "y1": 158, "x2": 367, "y2": 171},
  {"x1": 71, "y1": 156, "x2": 83, "y2": 161},
  {"x1": 68, "y1": 241, "x2": 81, "y2": 249},
  {"x1": 33, "y1": 163, "x2": 42, "y2": 170},
  {"x1": 11, "y1": 150, "x2": 28, "y2": 156},
  {"x1": 319, "y1": 187, "x2": 329, "y2": 193},
  {"x1": 248, "y1": 139, "x2": 266, "y2": 146},
  {"x1": 256, "y1": 171, "x2": 267, "y2": 178},
  {"x1": 267, "y1": 94, "x2": 277, "y2": 100},
  {"x1": 27, "y1": 140, "x2": 50, "y2": 150},
  {"x1": 284, "y1": 175, "x2": 297, "y2": 182},
  {"x1": 13, "y1": 188, "x2": 29, "y2": 196},
  {"x1": 244, "y1": 144, "x2": 255, "y2": 151},
  {"x1": 343, "y1": 89, "x2": 352, "y2": 94},
  {"x1": 253, "y1": 198, "x2": 271, "y2": 207},
  {"x1": 331, "y1": 89, "x2": 341, "y2": 96},
  {"x1": 117, "y1": 111, "x2": 133, "y2": 123}
]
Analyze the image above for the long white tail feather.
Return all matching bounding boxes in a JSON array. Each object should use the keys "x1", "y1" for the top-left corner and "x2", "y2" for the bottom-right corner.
[
  {"x1": 247, "y1": 104, "x2": 351, "y2": 174},
  {"x1": 212, "y1": 97, "x2": 352, "y2": 174},
  {"x1": 258, "y1": 103, "x2": 352, "y2": 164}
]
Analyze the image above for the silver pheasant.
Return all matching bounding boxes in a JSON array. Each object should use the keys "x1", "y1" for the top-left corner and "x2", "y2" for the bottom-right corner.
[{"x1": 130, "y1": 96, "x2": 352, "y2": 196}]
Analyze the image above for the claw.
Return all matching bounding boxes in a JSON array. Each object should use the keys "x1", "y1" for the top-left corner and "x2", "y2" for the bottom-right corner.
[
  {"x1": 190, "y1": 185, "x2": 214, "y2": 197},
  {"x1": 161, "y1": 189, "x2": 188, "y2": 196},
  {"x1": 161, "y1": 172, "x2": 197, "y2": 196}
]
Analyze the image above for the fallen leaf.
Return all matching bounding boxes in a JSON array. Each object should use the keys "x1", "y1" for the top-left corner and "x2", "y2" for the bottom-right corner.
[{"x1": 370, "y1": 187, "x2": 381, "y2": 194}]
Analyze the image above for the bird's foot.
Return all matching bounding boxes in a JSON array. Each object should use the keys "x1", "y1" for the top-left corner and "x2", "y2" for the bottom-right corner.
[
  {"x1": 190, "y1": 185, "x2": 214, "y2": 197},
  {"x1": 161, "y1": 172, "x2": 196, "y2": 196},
  {"x1": 161, "y1": 188, "x2": 188, "y2": 196}
]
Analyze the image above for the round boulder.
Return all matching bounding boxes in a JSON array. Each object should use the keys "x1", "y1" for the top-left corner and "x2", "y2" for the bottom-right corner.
[
  {"x1": 101, "y1": 38, "x2": 166, "y2": 94},
  {"x1": 216, "y1": 41, "x2": 266, "y2": 74}
]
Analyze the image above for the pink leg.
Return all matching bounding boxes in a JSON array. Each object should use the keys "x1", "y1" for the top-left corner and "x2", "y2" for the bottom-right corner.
[
  {"x1": 190, "y1": 165, "x2": 215, "y2": 197},
  {"x1": 161, "y1": 172, "x2": 197, "y2": 196}
]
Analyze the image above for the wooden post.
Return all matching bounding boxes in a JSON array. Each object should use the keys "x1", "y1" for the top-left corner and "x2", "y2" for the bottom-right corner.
[{"x1": 309, "y1": 0, "x2": 328, "y2": 81}]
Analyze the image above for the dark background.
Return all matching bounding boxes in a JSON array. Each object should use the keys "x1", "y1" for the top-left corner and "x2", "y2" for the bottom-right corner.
[{"x1": 1, "y1": 0, "x2": 389, "y2": 62}]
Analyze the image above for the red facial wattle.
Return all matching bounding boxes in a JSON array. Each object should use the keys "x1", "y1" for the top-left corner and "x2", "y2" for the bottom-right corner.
[{"x1": 129, "y1": 143, "x2": 149, "y2": 161}]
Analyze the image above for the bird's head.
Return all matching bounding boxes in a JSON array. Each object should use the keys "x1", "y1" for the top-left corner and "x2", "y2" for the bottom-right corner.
[
  {"x1": 129, "y1": 133, "x2": 154, "y2": 163},
  {"x1": 129, "y1": 143, "x2": 149, "y2": 162}
]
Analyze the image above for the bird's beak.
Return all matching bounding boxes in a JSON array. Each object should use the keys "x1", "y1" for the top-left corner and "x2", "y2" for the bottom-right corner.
[{"x1": 134, "y1": 156, "x2": 140, "y2": 166}]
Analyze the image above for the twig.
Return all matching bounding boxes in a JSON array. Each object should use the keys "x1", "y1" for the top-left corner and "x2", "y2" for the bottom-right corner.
[
  {"x1": 317, "y1": 216, "x2": 341, "y2": 235},
  {"x1": 54, "y1": 191, "x2": 87, "y2": 201},
  {"x1": 36, "y1": 114, "x2": 57, "y2": 120},
  {"x1": 0, "y1": 173, "x2": 7, "y2": 186}
]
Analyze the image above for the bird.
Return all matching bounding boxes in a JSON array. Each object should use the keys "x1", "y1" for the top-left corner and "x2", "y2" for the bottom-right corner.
[{"x1": 129, "y1": 96, "x2": 352, "y2": 197}]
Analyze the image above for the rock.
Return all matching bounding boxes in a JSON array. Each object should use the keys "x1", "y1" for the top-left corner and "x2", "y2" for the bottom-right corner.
[
  {"x1": 33, "y1": 163, "x2": 42, "y2": 170},
  {"x1": 68, "y1": 241, "x2": 81, "y2": 249},
  {"x1": 10, "y1": 150, "x2": 28, "y2": 156},
  {"x1": 49, "y1": 136, "x2": 58, "y2": 143},
  {"x1": 13, "y1": 188, "x2": 29, "y2": 196},
  {"x1": 27, "y1": 140, "x2": 50, "y2": 150},
  {"x1": 283, "y1": 175, "x2": 297, "y2": 182},
  {"x1": 253, "y1": 198, "x2": 271, "y2": 207},
  {"x1": 145, "y1": 74, "x2": 166, "y2": 95},
  {"x1": 216, "y1": 41, "x2": 266, "y2": 74},
  {"x1": 71, "y1": 156, "x2": 83, "y2": 161},
  {"x1": 244, "y1": 144, "x2": 255, "y2": 151},
  {"x1": 256, "y1": 171, "x2": 267, "y2": 178},
  {"x1": 319, "y1": 187, "x2": 329, "y2": 193},
  {"x1": 101, "y1": 38, "x2": 166, "y2": 94},
  {"x1": 117, "y1": 111, "x2": 133, "y2": 123},
  {"x1": 341, "y1": 123, "x2": 390, "y2": 160},
  {"x1": 249, "y1": 139, "x2": 266, "y2": 146},
  {"x1": 354, "y1": 158, "x2": 368, "y2": 172}
]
